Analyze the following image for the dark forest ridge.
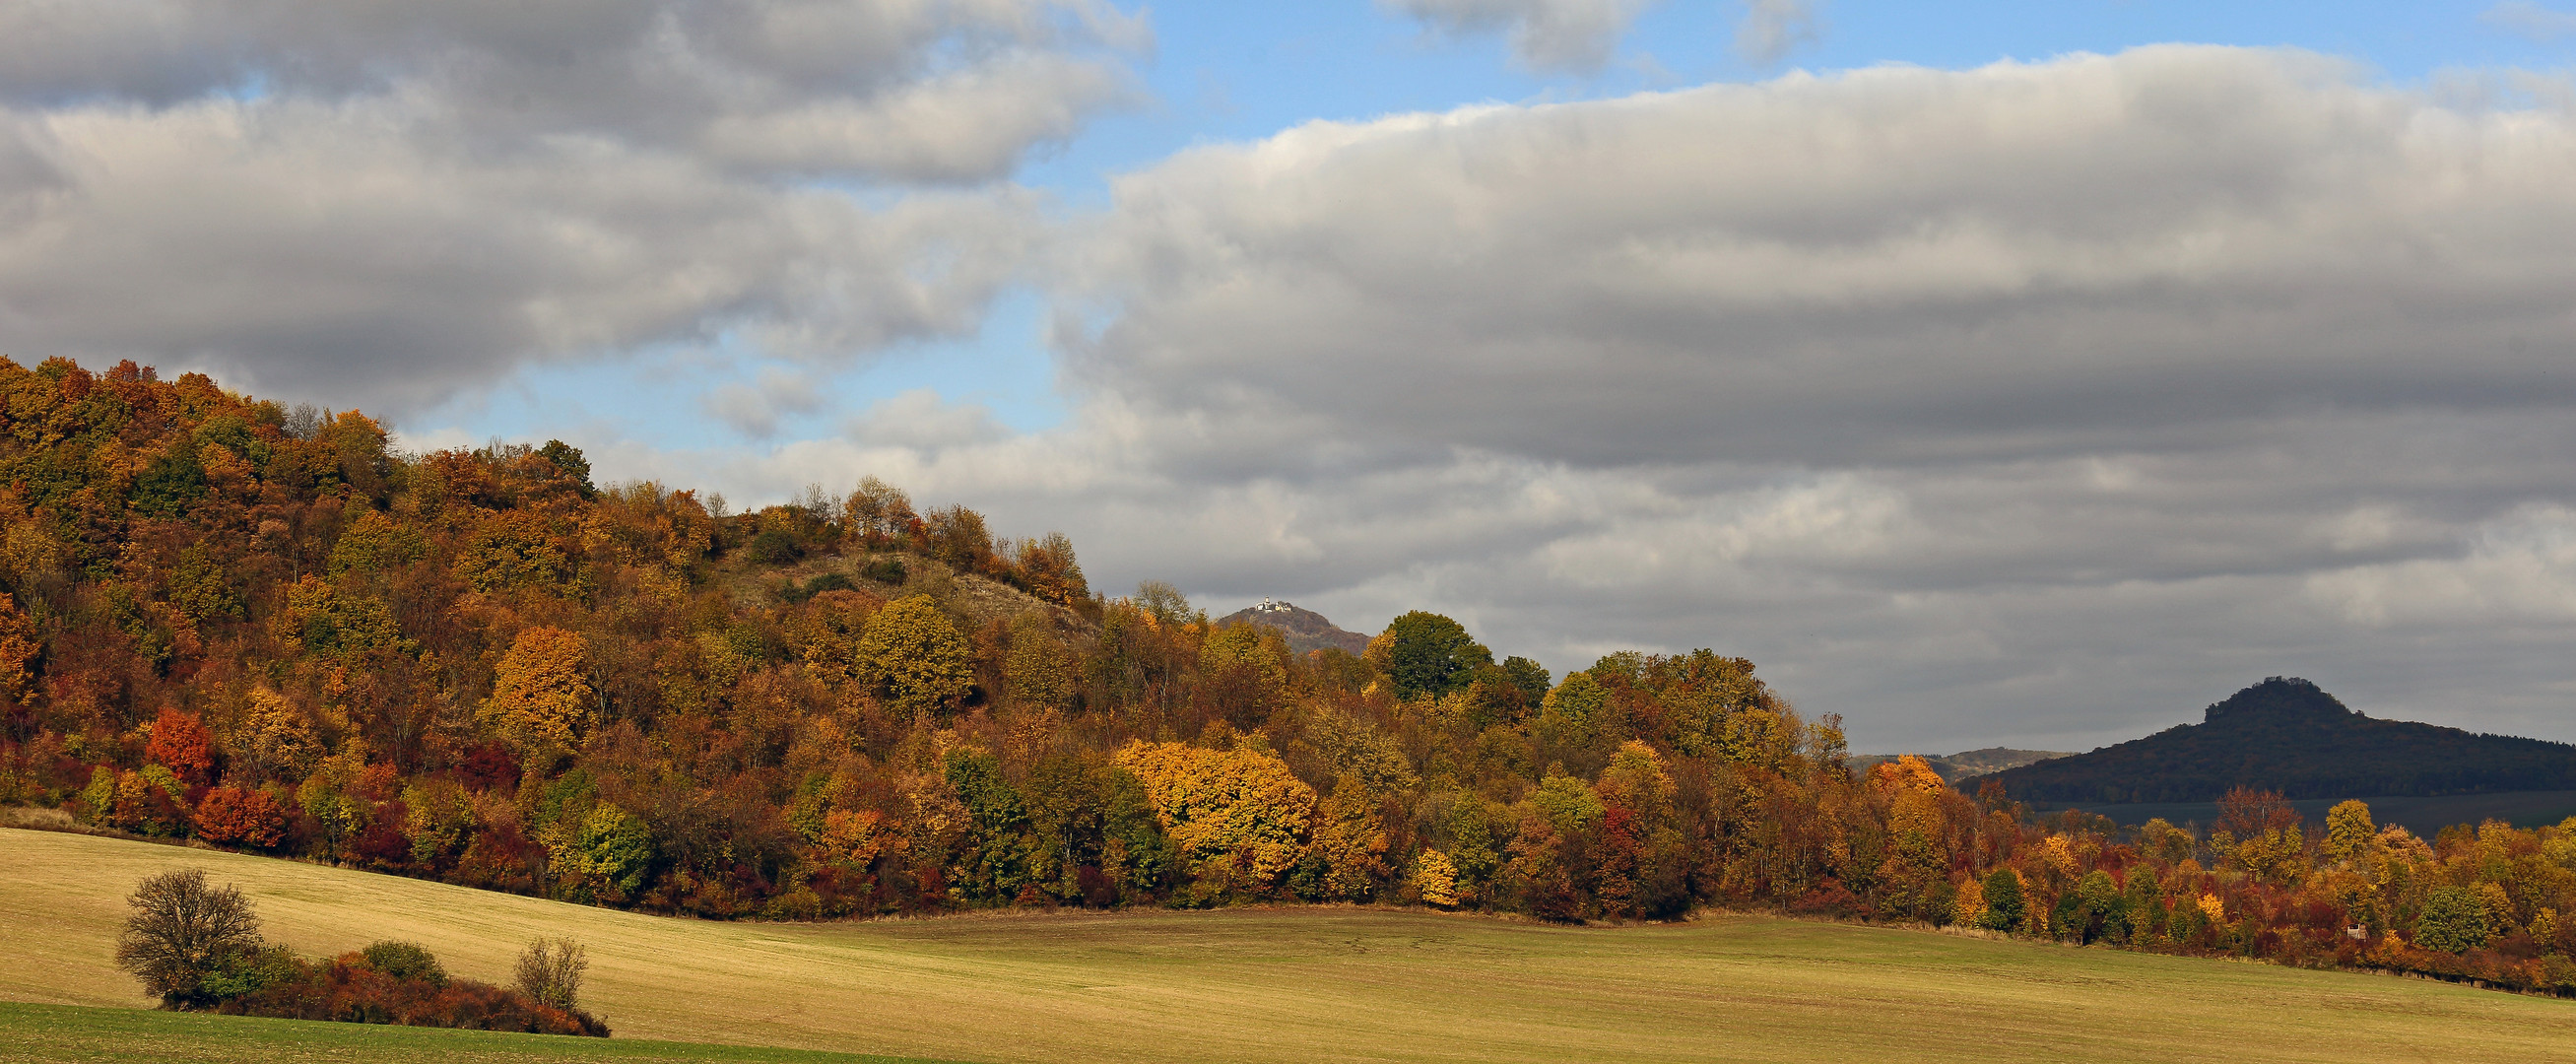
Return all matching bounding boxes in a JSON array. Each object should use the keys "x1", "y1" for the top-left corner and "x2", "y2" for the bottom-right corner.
[{"x1": 1987, "y1": 678, "x2": 2576, "y2": 804}]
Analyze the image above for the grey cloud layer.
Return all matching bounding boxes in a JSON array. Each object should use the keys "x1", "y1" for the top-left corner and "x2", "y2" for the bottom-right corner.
[
  {"x1": 0, "y1": 0, "x2": 1138, "y2": 410},
  {"x1": 0, "y1": 0, "x2": 1143, "y2": 180},
  {"x1": 850, "y1": 46, "x2": 2575, "y2": 749},
  {"x1": 1080, "y1": 47, "x2": 2576, "y2": 470}
]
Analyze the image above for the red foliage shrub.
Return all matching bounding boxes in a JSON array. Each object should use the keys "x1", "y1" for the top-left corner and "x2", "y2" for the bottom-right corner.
[
  {"x1": 219, "y1": 954, "x2": 608, "y2": 1036},
  {"x1": 192, "y1": 786, "x2": 291, "y2": 849},
  {"x1": 1791, "y1": 877, "x2": 1862, "y2": 917},
  {"x1": 1075, "y1": 864, "x2": 1116, "y2": 908},
  {"x1": 349, "y1": 799, "x2": 413, "y2": 869},
  {"x1": 145, "y1": 709, "x2": 216, "y2": 785},
  {"x1": 109, "y1": 771, "x2": 190, "y2": 836},
  {"x1": 453, "y1": 743, "x2": 520, "y2": 792}
]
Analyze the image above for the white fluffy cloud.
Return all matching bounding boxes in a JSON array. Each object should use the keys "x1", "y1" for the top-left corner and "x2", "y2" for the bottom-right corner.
[{"x1": 0, "y1": 0, "x2": 1142, "y2": 410}]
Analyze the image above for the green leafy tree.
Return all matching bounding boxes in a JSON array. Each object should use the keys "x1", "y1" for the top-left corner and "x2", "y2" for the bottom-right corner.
[
  {"x1": 1538, "y1": 672, "x2": 1610, "y2": 749},
  {"x1": 577, "y1": 806, "x2": 655, "y2": 895},
  {"x1": 537, "y1": 439, "x2": 596, "y2": 499},
  {"x1": 1499, "y1": 656, "x2": 1552, "y2": 705},
  {"x1": 1980, "y1": 869, "x2": 2026, "y2": 933},
  {"x1": 358, "y1": 941, "x2": 448, "y2": 986},
  {"x1": 2416, "y1": 886, "x2": 2494, "y2": 952},
  {"x1": 131, "y1": 438, "x2": 209, "y2": 517},
  {"x1": 944, "y1": 748, "x2": 1040, "y2": 899},
  {"x1": 167, "y1": 544, "x2": 242, "y2": 622},
  {"x1": 1374, "y1": 612, "x2": 1492, "y2": 698}
]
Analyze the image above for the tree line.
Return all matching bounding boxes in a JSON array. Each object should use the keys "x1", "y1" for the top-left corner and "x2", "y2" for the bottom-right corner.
[{"x1": 1, "y1": 357, "x2": 2573, "y2": 996}]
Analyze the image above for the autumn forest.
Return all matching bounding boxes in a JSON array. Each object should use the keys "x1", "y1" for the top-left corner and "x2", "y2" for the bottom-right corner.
[{"x1": 5, "y1": 357, "x2": 2576, "y2": 997}]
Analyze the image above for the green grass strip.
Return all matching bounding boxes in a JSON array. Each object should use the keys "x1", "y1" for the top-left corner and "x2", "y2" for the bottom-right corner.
[{"x1": 0, "y1": 1001, "x2": 975, "y2": 1064}]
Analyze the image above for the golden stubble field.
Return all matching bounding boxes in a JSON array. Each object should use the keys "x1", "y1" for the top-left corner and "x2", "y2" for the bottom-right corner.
[{"x1": 5, "y1": 827, "x2": 2573, "y2": 1064}]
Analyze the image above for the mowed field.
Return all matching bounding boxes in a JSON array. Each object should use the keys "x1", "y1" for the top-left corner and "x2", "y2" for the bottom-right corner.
[
  {"x1": 0, "y1": 1000, "x2": 952, "y2": 1064},
  {"x1": 7, "y1": 827, "x2": 2576, "y2": 1064}
]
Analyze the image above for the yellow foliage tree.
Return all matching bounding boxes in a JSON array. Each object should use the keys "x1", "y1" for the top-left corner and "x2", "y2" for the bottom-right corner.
[
  {"x1": 1198, "y1": 623, "x2": 1288, "y2": 727},
  {"x1": 854, "y1": 594, "x2": 970, "y2": 719},
  {"x1": 481, "y1": 627, "x2": 595, "y2": 763},
  {"x1": 1868, "y1": 754, "x2": 1948, "y2": 795},
  {"x1": 1412, "y1": 848, "x2": 1461, "y2": 907},
  {"x1": 795, "y1": 589, "x2": 881, "y2": 690},
  {"x1": 1596, "y1": 741, "x2": 1677, "y2": 821},
  {"x1": 328, "y1": 509, "x2": 427, "y2": 576},
  {"x1": 1004, "y1": 616, "x2": 1076, "y2": 710},
  {"x1": 0, "y1": 593, "x2": 36, "y2": 703},
  {"x1": 2324, "y1": 800, "x2": 2376, "y2": 864},
  {"x1": 230, "y1": 689, "x2": 317, "y2": 783},
  {"x1": 1309, "y1": 783, "x2": 1389, "y2": 899},
  {"x1": 277, "y1": 575, "x2": 407, "y2": 657},
  {"x1": 1951, "y1": 873, "x2": 1987, "y2": 927},
  {"x1": 1114, "y1": 740, "x2": 1316, "y2": 888}
]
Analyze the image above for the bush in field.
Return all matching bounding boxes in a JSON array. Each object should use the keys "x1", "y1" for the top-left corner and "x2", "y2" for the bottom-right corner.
[
  {"x1": 223, "y1": 947, "x2": 607, "y2": 1036},
  {"x1": 358, "y1": 941, "x2": 447, "y2": 986},
  {"x1": 515, "y1": 937, "x2": 588, "y2": 1013},
  {"x1": 114, "y1": 869, "x2": 266, "y2": 1008}
]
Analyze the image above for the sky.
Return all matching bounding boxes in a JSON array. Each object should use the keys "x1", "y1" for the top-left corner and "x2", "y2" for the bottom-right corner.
[{"x1": 4, "y1": 1, "x2": 2576, "y2": 753}]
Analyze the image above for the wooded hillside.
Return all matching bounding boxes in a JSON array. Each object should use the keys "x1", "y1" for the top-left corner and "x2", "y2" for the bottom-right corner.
[{"x1": 7, "y1": 358, "x2": 2576, "y2": 999}]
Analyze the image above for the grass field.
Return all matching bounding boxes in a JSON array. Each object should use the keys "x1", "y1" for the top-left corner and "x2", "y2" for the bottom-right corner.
[
  {"x1": 0, "y1": 1001, "x2": 955, "y2": 1064},
  {"x1": 7, "y1": 826, "x2": 2576, "y2": 1064}
]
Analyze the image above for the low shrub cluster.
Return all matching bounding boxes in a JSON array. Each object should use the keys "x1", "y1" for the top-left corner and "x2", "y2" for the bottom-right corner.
[
  {"x1": 215, "y1": 948, "x2": 606, "y2": 1036},
  {"x1": 112, "y1": 869, "x2": 606, "y2": 1035}
]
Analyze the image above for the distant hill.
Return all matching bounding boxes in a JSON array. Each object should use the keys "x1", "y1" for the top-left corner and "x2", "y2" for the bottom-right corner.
[
  {"x1": 1985, "y1": 677, "x2": 2576, "y2": 804},
  {"x1": 1849, "y1": 748, "x2": 2074, "y2": 783},
  {"x1": 1215, "y1": 599, "x2": 1371, "y2": 656}
]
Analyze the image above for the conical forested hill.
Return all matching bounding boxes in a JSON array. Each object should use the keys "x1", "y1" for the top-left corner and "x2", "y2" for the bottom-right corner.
[
  {"x1": 1986, "y1": 678, "x2": 2576, "y2": 803},
  {"x1": 1212, "y1": 600, "x2": 1370, "y2": 657}
]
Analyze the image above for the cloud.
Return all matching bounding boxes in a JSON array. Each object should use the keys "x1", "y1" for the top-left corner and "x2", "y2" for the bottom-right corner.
[
  {"x1": 0, "y1": 0, "x2": 1144, "y2": 414},
  {"x1": 2483, "y1": 1, "x2": 2576, "y2": 43},
  {"x1": 0, "y1": 0, "x2": 1147, "y2": 181},
  {"x1": 998, "y1": 45, "x2": 2576, "y2": 748},
  {"x1": 1385, "y1": 0, "x2": 1659, "y2": 73},
  {"x1": 1077, "y1": 47, "x2": 2576, "y2": 472},
  {"x1": 846, "y1": 389, "x2": 1011, "y2": 449},
  {"x1": 1735, "y1": 0, "x2": 1819, "y2": 66},
  {"x1": 706, "y1": 366, "x2": 831, "y2": 439},
  {"x1": 2307, "y1": 505, "x2": 2576, "y2": 627}
]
